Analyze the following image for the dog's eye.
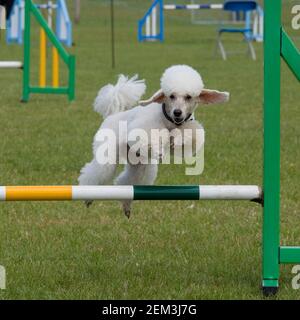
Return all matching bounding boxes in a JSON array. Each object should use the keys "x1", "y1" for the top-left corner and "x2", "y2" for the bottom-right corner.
[
  {"x1": 185, "y1": 95, "x2": 192, "y2": 101},
  {"x1": 170, "y1": 94, "x2": 176, "y2": 100}
]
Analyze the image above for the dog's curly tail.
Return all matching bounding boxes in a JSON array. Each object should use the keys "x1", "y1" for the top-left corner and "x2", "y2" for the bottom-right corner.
[{"x1": 93, "y1": 74, "x2": 146, "y2": 118}]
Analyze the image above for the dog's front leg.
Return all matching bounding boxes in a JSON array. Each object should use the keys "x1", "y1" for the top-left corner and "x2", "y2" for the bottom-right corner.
[{"x1": 122, "y1": 201, "x2": 132, "y2": 219}]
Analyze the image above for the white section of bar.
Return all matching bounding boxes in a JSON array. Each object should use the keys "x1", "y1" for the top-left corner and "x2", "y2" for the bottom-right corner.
[
  {"x1": 152, "y1": 6, "x2": 157, "y2": 36},
  {"x1": 186, "y1": 5, "x2": 201, "y2": 9},
  {"x1": 0, "y1": 187, "x2": 6, "y2": 200},
  {"x1": 210, "y1": 4, "x2": 223, "y2": 9},
  {"x1": 0, "y1": 61, "x2": 23, "y2": 68},
  {"x1": 72, "y1": 186, "x2": 134, "y2": 200},
  {"x1": 36, "y1": 3, "x2": 57, "y2": 9},
  {"x1": 164, "y1": 5, "x2": 176, "y2": 10},
  {"x1": 164, "y1": 4, "x2": 223, "y2": 10},
  {"x1": 199, "y1": 185, "x2": 261, "y2": 200}
]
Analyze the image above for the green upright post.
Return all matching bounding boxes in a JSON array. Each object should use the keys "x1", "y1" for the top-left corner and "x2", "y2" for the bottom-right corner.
[
  {"x1": 22, "y1": 0, "x2": 31, "y2": 102},
  {"x1": 262, "y1": 0, "x2": 282, "y2": 296},
  {"x1": 68, "y1": 55, "x2": 76, "y2": 101}
]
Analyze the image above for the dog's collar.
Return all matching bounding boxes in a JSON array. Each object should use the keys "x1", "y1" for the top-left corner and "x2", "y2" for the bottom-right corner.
[{"x1": 162, "y1": 103, "x2": 193, "y2": 126}]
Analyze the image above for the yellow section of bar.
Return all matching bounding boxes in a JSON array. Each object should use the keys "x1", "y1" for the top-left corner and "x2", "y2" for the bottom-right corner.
[
  {"x1": 39, "y1": 28, "x2": 47, "y2": 87},
  {"x1": 6, "y1": 186, "x2": 73, "y2": 201},
  {"x1": 52, "y1": 47, "x2": 59, "y2": 87}
]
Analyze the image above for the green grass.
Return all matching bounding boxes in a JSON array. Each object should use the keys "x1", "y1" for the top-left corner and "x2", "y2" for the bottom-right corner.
[{"x1": 0, "y1": 0, "x2": 299, "y2": 299}]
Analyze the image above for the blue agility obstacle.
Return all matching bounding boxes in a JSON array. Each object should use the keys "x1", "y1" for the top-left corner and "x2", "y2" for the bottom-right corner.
[
  {"x1": 138, "y1": 0, "x2": 263, "y2": 42},
  {"x1": 217, "y1": 1, "x2": 258, "y2": 60},
  {"x1": 6, "y1": 0, "x2": 72, "y2": 46}
]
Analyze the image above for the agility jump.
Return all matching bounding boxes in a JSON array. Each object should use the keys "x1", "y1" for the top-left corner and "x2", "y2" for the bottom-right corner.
[
  {"x1": 0, "y1": 0, "x2": 75, "y2": 101},
  {"x1": 138, "y1": 0, "x2": 263, "y2": 42},
  {"x1": 22, "y1": 0, "x2": 75, "y2": 101}
]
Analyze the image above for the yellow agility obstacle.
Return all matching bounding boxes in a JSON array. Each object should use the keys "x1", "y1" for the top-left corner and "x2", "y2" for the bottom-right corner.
[
  {"x1": 39, "y1": 28, "x2": 46, "y2": 87},
  {"x1": 52, "y1": 47, "x2": 59, "y2": 87},
  {"x1": 39, "y1": 28, "x2": 60, "y2": 88},
  {"x1": 22, "y1": 0, "x2": 75, "y2": 102}
]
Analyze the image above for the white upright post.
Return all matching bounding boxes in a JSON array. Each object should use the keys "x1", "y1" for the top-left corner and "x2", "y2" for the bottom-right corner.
[
  {"x1": 48, "y1": 1, "x2": 53, "y2": 28},
  {"x1": 146, "y1": 15, "x2": 150, "y2": 37},
  {"x1": 253, "y1": 10, "x2": 264, "y2": 42},
  {"x1": 253, "y1": 13, "x2": 258, "y2": 37},
  {"x1": 0, "y1": 5, "x2": 6, "y2": 30},
  {"x1": 259, "y1": 14, "x2": 264, "y2": 41},
  {"x1": 151, "y1": 6, "x2": 157, "y2": 37},
  {"x1": 151, "y1": 7, "x2": 157, "y2": 36}
]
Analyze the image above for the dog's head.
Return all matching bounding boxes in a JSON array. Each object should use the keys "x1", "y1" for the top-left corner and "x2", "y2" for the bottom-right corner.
[{"x1": 140, "y1": 65, "x2": 229, "y2": 125}]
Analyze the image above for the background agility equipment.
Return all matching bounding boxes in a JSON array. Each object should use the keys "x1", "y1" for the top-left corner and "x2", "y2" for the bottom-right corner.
[
  {"x1": 22, "y1": 0, "x2": 75, "y2": 101},
  {"x1": 138, "y1": 0, "x2": 263, "y2": 42}
]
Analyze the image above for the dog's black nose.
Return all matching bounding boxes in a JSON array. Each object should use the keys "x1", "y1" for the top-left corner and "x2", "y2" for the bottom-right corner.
[{"x1": 173, "y1": 109, "x2": 182, "y2": 117}]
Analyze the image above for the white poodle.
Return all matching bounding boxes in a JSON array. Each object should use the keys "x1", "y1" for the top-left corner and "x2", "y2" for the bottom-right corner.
[{"x1": 78, "y1": 65, "x2": 229, "y2": 217}]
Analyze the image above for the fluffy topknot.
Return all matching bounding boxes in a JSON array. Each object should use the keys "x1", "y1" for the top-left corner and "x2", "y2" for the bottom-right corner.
[{"x1": 160, "y1": 65, "x2": 204, "y2": 97}]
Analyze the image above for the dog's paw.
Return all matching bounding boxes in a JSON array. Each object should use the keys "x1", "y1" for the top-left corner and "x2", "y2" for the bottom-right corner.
[
  {"x1": 85, "y1": 200, "x2": 93, "y2": 208},
  {"x1": 124, "y1": 210, "x2": 131, "y2": 219}
]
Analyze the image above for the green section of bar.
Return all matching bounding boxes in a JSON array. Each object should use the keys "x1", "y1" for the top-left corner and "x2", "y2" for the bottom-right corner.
[
  {"x1": 281, "y1": 29, "x2": 300, "y2": 82},
  {"x1": 30, "y1": 87, "x2": 69, "y2": 94},
  {"x1": 279, "y1": 247, "x2": 300, "y2": 264},
  {"x1": 22, "y1": 0, "x2": 31, "y2": 102},
  {"x1": 262, "y1": 0, "x2": 281, "y2": 285},
  {"x1": 134, "y1": 186, "x2": 199, "y2": 200},
  {"x1": 22, "y1": 0, "x2": 75, "y2": 102}
]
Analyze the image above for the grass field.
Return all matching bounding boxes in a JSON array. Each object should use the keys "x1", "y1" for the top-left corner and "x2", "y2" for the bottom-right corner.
[{"x1": 0, "y1": 0, "x2": 299, "y2": 299}]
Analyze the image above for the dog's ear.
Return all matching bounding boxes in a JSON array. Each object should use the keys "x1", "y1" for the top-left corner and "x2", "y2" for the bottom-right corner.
[
  {"x1": 198, "y1": 89, "x2": 229, "y2": 105},
  {"x1": 139, "y1": 89, "x2": 165, "y2": 106}
]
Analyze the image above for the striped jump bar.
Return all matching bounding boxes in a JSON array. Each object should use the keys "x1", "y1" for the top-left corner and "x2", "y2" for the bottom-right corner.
[
  {"x1": 0, "y1": 185, "x2": 262, "y2": 201},
  {"x1": 164, "y1": 4, "x2": 223, "y2": 10}
]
